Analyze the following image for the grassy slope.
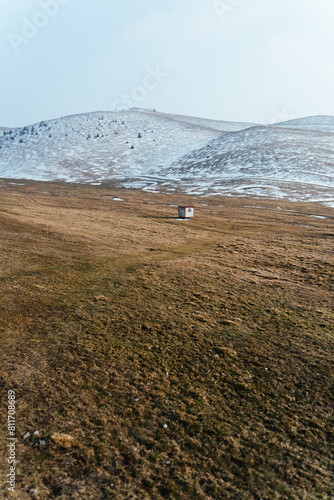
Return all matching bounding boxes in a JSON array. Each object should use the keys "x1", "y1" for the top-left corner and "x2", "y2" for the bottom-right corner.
[{"x1": 0, "y1": 181, "x2": 333, "y2": 499}]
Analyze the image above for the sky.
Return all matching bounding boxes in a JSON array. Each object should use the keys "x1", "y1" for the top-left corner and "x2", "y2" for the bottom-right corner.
[{"x1": 1, "y1": 0, "x2": 334, "y2": 127}]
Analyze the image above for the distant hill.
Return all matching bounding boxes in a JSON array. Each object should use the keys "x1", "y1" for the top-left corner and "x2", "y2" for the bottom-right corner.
[
  {"x1": 274, "y1": 115, "x2": 334, "y2": 133},
  {"x1": 0, "y1": 109, "x2": 333, "y2": 205}
]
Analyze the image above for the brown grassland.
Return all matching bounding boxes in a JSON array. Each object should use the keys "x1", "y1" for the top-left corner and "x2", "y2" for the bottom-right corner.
[{"x1": 0, "y1": 180, "x2": 333, "y2": 499}]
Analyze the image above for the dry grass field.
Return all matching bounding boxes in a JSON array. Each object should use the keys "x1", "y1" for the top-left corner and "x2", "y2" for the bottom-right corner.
[{"x1": 0, "y1": 179, "x2": 333, "y2": 499}]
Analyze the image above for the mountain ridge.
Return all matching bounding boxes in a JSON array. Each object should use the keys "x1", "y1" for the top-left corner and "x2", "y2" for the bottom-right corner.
[{"x1": 0, "y1": 109, "x2": 333, "y2": 205}]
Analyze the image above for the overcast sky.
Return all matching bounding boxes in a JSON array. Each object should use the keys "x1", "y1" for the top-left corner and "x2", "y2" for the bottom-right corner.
[{"x1": 1, "y1": 0, "x2": 334, "y2": 127}]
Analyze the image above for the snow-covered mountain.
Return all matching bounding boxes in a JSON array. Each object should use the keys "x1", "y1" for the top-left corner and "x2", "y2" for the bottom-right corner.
[
  {"x1": 274, "y1": 115, "x2": 334, "y2": 133},
  {"x1": 159, "y1": 122, "x2": 334, "y2": 204},
  {"x1": 0, "y1": 110, "x2": 223, "y2": 183},
  {"x1": 0, "y1": 110, "x2": 333, "y2": 205}
]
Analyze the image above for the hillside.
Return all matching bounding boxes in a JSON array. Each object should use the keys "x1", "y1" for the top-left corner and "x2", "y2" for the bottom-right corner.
[
  {"x1": 162, "y1": 125, "x2": 334, "y2": 204},
  {"x1": 156, "y1": 111, "x2": 258, "y2": 132},
  {"x1": 0, "y1": 180, "x2": 333, "y2": 499},
  {"x1": 274, "y1": 115, "x2": 334, "y2": 132},
  {"x1": 0, "y1": 110, "x2": 333, "y2": 205},
  {"x1": 0, "y1": 110, "x2": 222, "y2": 183}
]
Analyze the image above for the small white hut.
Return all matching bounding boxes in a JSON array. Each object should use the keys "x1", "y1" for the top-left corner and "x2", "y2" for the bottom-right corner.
[{"x1": 178, "y1": 206, "x2": 195, "y2": 219}]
